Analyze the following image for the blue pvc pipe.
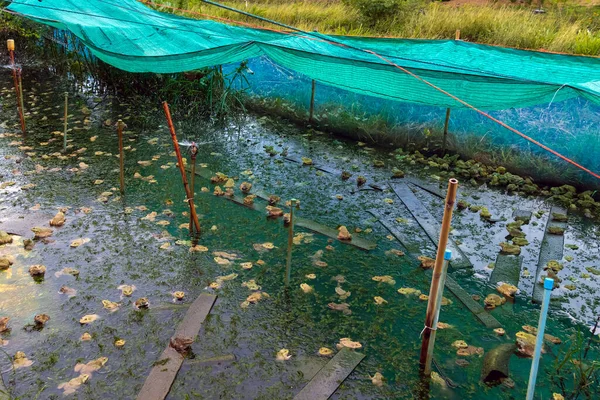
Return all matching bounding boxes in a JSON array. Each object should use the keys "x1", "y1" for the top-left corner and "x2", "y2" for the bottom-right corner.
[{"x1": 526, "y1": 278, "x2": 554, "y2": 400}]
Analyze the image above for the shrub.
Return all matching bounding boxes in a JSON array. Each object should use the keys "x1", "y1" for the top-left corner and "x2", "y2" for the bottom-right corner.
[{"x1": 343, "y1": 0, "x2": 406, "y2": 25}]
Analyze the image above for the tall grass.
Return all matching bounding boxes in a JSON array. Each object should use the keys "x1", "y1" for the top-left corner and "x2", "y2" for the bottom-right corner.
[{"x1": 181, "y1": 0, "x2": 600, "y2": 55}]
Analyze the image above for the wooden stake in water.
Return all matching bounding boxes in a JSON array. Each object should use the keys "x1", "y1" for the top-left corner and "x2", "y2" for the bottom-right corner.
[
  {"x1": 455, "y1": 29, "x2": 461, "y2": 40},
  {"x1": 117, "y1": 120, "x2": 125, "y2": 195},
  {"x1": 420, "y1": 178, "x2": 458, "y2": 375},
  {"x1": 162, "y1": 101, "x2": 201, "y2": 234},
  {"x1": 63, "y1": 92, "x2": 68, "y2": 152},
  {"x1": 442, "y1": 108, "x2": 451, "y2": 155},
  {"x1": 284, "y1": 199, "x2": 297, "y2": 286},
  {"x1": 189, "y1": 143, "x2": 198, "y2": 233},
  {"x1": 309, "y1": 80, "x2": 316, "y2": 123},
  {"x1": 7, "y1": 39, "x2": 26, "y2": 134}
]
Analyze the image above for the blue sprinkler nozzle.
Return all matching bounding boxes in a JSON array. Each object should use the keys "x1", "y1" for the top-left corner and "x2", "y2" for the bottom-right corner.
[
  {"x1": 444, "y1": 250, "x2": 452, "y2": 261},
  {"x1": 543, "y1": 278, "x2": 554, "y2": 290}
]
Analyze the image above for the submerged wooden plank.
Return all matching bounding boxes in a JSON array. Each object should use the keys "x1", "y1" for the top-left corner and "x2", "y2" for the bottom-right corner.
[
  {"x1": 489, "y1": 255, "x2": 523, "y2": 287},
  {"x1": 136, "y1": 293, "x2": 217, "y2": 400},
  {"x1": 293, "y1": 348, "x2": 364, "y2": 400},
  {"x1": 366, "y1": 209, "x2": 430, "y2": 255},
  {"x1": 389, "y1": 182, "x2": 472, "y2": 270},
  {"x1": 444, "y1": 276, "x2": 502, "y2": 329},
  {"x1": 188, "y1": 168, "x2": 376, "y2": 251},
  {"x1": 532, "y1": 206, "x2": 567, "y2": 304}
]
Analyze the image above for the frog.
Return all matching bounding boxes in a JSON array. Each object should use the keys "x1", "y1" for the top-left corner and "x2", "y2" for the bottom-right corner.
[
  {"x1": 213, "y1": 186, "x2": 224, "y2": 196},
  {"x1": 102, "y1": 300, "x2": 119, "y2": 311},
  {"x1": 173, "y1": 291, "x2": 185, "y2": 300},
  {"x1": 242, "y1": 280, "x2": 261, "y2": 291},
  {"x1": 31, "y1": 226, "x2": 53, "y2": 239},
  {"x1": 59, "y1": 285, "x2": 77, "y2": 297},
  {"x1": 300, "y1": 283, "x2": 313, "y2": 293},
  {"x1": 239, "y1": 182, "x2": 252, "y2": 193},
  {"x1": 372, "y1": 275, "x2": 396, "y2": 285},
  {"x1": 243, "y1": 195, "x2": 256, "y2": 206},
  {"x1": 497, "y1": 283, "x2": 518, "y2": 298},
  {"x1": 337, "y1": 226, "x2": 352, "y2": 241},
  {"x1": 397, "y1": 287, "x2": 421, "y2": 296},
  {"x1": 74, "y1": 357, "x2": 108, "y2": 375},
  {"x1": 335, "y1": 286, "x2": 351, "y2": 300},
  {"x1": 13, "y1": 351, "x2": 33, "y2": 369},
  {"x1": 336, "y1": 338, "x2": 362, "y2": 350},
  {"x1": 374, "y1": 296, "x2": 387, "y2": 305},
  {"x1": 370, "y1": 372, "x2": 384, "y2": 387},
  {"x1": 484, "y1": 293, "x2": 506, "y2": 309},
  {"x1": 318, "y1": 347, "x2": 334, "y2": 357},
  {"x1": 114, "y1": 339, "x2": 126, "y2": 348},
  {"x1": 170, "y1": 336, "x2": 193, "y2": 354},
  {"x1": 118, "y1": 284, "x2": 135, "y2": 297},
  {"x1": 80, "y1": 332, "x2": 92, "y2": 341},
  {"x1": 58, "y1": 374, "x2": 90, "y2": 395},
  {"x1": 494, "y1": 328, "x2": 506, "y2": 336},
  {"x1": 49, "y1": 211, "x2": 66, "y2": 227},
  {"x1": 28, "y1": 265, "x2": 46, "y2": 277},
  {"x1": 266, "y1": 206, "x2": 283, "y2": 218},
  {"x1": 328, "y1": 302, "x2": 352, "y2": 315},
  {"x1": 79, "y1": 314, "x2": 99, "y2": 324},
  {"x1": 0, "y1": 317, "x2": 9, "y2": 333},
  {"x1": 418, "y1": 255, "x2": 435, "y2": 269},
  {"x1": 305, "y1": 273, "x2": 316, "y2": 279},
  {"x1": 276, "y1": 349, "x2": 291, "y2": 361},
  {"x1": 134, "y1": 297, "x2": 149, "y2": 309},
  {"x1": 34, "y1": 314, "x2": 50, "y2": 326},
  {"x1": 331, "y1": 275, "x2": 346, "y2": 284}
]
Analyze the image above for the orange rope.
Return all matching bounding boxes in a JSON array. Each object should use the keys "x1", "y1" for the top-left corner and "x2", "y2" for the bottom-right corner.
[{"x1": 140, "y1": 0, "x2": 600, "y2": 181}]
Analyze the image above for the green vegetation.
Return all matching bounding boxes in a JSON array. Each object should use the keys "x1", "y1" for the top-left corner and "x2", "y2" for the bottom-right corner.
[{"x1": 180, "y1": 0, "x2": 600, "y2": 55}]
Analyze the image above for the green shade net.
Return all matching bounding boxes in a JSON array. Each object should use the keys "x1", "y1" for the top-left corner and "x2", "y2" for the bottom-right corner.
[{"x1": 6, "y1": 0, "x2": 600, "y2": 110}]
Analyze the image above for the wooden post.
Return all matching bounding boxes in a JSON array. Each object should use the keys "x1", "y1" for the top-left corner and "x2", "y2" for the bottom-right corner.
[
  {"x1": 419, "y1": 178, "x2": 458, "y2": 375},
  {"x1": 63, "y1": 92, "x2": 68, "y2": 152},
  {"x1": 7, "y1": 39, "x2": 25, "y2": 134},
  {"x1": 162, "y1": 101, "x2": 201, "y2": 234},
  {"x1": 442, "y1": 108, "x2": 451, "y2": 155},
  {"x1": 17, "y1": 68, "x2": 25, "y2": 125},
  {"x1": 117, "y1": 120, "x2": 125, "y2": 195},
  {"x1": 309, "y1": 80, "x2": 316, "y2": 123},
  {"x1": 189, "y1": 143, "x2": 198, "y2": 233},
  {"x1": 455, "y1": 29, "x2": 461, "y2": 40},
  {"x1": 285, "y1": 199, "x2": 297, "y2": 286}
]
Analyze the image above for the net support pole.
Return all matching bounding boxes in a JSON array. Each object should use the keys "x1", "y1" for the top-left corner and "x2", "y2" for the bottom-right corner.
[
  {"x1": 284, "y1": 199, "x2": 297, "y2": 286},
  {"x1": 309, "y1": 80, "x2": 316, "y2": 123},
  {"x1": 18, "y1": 68, "x2": 26, "y2": 129},
  {"x1": 117, "y1": 120, "x2": 126, "y2": 195},
  {"x1": 442, "y1": 108, "x2": 451, "y2": 155},
  {"x1": 63, "y1": 92, "x2": 68, "y2": 152},
  {"x1": 189, "y1": 143, "x2": 198, "y2": 234},
  {"x1": 455, "y1": 29, "x2": 461, "y2": 40},
  {"x1": 7, "y1": 39, "x2": 25, "y2": 134},
  {"x1": 162, "y1": 101, "x2": 201, "y2": 234},
  {"x1": 419, "y1": 178, "x2": 458, "y2": 374},
  {"x1": 526, "y1": 278, "x2": 554, "y2": 400}
]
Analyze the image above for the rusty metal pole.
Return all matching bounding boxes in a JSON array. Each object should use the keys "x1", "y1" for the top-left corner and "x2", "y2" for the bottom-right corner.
[
  {"x1": 419, "y1": 178, "x2": 459, "y2": 375},
  {"x1": 7, "y1": 39, "x2": 25, "y2": 134},
  {"x1": 189, "y1": 143, "x2": 198, "y2": 233},
  {"x1": 63, "y1": 92, "x2": 68, "y2": 152},
  {"x1": 117, "y1": 120, "x2": 125, "y2": 195},
  {"x1": 285, "y1": 199, "x2": 297, "y2": 286},
  {"x1": 162, "y1": 101, "x2": 201, "y2": 234}
]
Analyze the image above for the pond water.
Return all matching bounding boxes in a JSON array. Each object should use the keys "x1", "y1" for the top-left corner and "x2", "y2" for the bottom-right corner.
[{"x1": 0, "y1": 66, "x2": 599, "y2": 399}]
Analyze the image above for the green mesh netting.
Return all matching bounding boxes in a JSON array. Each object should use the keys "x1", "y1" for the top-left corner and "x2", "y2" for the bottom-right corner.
[{"x1": 7, "y1": 0, "x2": 600, "y2": 110}]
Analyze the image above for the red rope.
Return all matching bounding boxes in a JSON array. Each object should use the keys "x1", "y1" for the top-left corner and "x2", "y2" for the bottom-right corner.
[{"x1": 141, "y1": 0, "x2": 600, "y2": 181}]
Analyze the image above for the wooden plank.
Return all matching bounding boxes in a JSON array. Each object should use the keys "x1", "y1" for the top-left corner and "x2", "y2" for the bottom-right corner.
[
  {"x1": 532, "y1": 206, "x2": 567, "y2": 304},
  {"x1": 405, "y1": 177, "x2": 445, "y2": 199},
  {"x1": 389, "y1": 182, "x2": 472, "y2": 270},
  {"x1": 444, "y1": 276, "x2": 502, "y2": 329},
  {"x1": 293, "y1": 348, "x2": 364, "y2": 400},
  {"x1": 136, "y1": 293, "x2": 217, "y2": 400},
  {"x1": 187, "y1": 168, "x2": 377, "y2": 251},
  {"x1": 366, "y1": 209, "x2": 431, "y2": 255},
  {"x1": 489, "y1": 255, "x2": 522, "y2": 287}
]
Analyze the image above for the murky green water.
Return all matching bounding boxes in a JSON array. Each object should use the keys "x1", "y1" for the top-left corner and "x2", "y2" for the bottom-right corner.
[{"x1": 0, "y1": 67, "x2": 599, "y2": 399}]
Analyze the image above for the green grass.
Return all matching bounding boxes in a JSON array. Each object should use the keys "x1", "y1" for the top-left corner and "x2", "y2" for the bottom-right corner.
[{"x1": 172, "y1": 0, "x2": 600, "y2": 55}]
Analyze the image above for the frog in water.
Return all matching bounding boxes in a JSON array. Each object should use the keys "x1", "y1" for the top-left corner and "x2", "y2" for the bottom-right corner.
[
  {"x1": 58, "y1": 374, "x2": 89, "y2": 395},
  {"x1": 74, "y1": 357, "x2": 108, "y2": 375}
]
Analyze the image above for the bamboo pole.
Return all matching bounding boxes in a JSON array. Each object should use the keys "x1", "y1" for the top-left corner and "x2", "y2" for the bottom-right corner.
[
  {"x1": 455, "y1": 29, "x2": 461, "y2": 40},
  {"x1": 442, "y1": 108, "x2": 451, "y2": 155},
  {"x1": 7, "y1": 39, "x2": 26, "y2": 134},
  {"x1": 419, "y1": 178, "x2": 459, "y2": 375},
  {"x1": 189, "y1": 143, "x2": 198, "y2": 233},
  {"x1": 63, "y1": 92, "x2": 68, "y2": 152},
  {"x1": 309, "y1": 80, "x2": 316, "y2": 123},
  {"x1": 162, "y1": 101, "x2": 201, "y2": 234},
  {"x1": 117, "y1": 120, "x2": 125, "y2": 195},
  {"x1": 284, "y1": 199, "x2": 297, "y2": 286},
  {"x1": 17, "y1": 68, "x2": 25, "y2": 125}
]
